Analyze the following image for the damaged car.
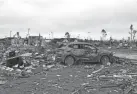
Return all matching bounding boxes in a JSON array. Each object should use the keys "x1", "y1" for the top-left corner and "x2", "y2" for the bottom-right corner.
[{"x1": 55, "y1": 42, "x2": 115, "y2": 66}]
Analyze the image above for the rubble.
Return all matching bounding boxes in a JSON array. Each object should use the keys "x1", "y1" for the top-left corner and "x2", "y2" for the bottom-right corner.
[
  {"x1": 0, "y1": 42, "x2": 57, "y2": 82},
  {"x1": 0, "y1": 77, "x2": 7, "y2": 85},
  {"x1": 1, "y1": 39, "x2": 137, "y2": 93}
]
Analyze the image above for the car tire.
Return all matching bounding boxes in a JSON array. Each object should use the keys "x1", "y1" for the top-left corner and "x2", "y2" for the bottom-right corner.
[
  {"x1": 100, "y1": 56, "x2": 110, "y2": 66},
  {"x1": 64, "y1": 56, "x2": 75, "y2": 66}
]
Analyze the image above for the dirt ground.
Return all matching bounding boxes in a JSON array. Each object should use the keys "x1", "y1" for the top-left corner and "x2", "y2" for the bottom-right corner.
[
  {"x1": 1, "y1": 48, "x2": 137, "y2": 94},
  {"x1": 0, "y1": 63, "x2": 137, "y2": 94}
]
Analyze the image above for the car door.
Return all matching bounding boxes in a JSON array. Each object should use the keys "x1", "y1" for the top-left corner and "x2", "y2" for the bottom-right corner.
[
  {"x1": 70, "y1": 44, "x2": 85, "y2": 57},
  {"x1": 83, "y1": 44, "x2": 98, "y2": 61}
]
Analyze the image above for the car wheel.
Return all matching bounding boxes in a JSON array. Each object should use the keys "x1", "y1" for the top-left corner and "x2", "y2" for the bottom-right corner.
[
  {"x1": 64, "y1": 56, "x2": 75, "y2": 66},
  {"x1": 100, "y1": 56, "x2": 110, "y2": 65}
]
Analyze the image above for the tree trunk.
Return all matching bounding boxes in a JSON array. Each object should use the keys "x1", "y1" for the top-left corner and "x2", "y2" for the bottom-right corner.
[{"x1": 131, "y1": 30, "x2": 132, "y2": 41}]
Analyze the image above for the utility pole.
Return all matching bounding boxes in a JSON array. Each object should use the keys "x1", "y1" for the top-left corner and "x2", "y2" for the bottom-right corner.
[
  {"x1": 88, "y1": 32, "x2": 91, "y2": 40},
  {"x1": 28, "y1": 28, "x2": 30, "y2": 36},
  {"x1": 10, "y1": 31, "x2": 12, "y2": 37},
  {"x1": 51, "y1": 32, "x2": 53, "y2": 39},
  {"x1": 27, "y1": 28, "x2": 30, "y2": 45},
  {"x1": 49, "y1": 33, "x2": 50, "y2": 39},
  {"x1": 77, "y1": 34, "x2": 80, "y2": 39}
]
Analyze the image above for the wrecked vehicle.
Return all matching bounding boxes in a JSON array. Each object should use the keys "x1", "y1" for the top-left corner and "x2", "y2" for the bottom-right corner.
[{"x1": 55, "y1": 42, "x2": 115, "y2": 66}]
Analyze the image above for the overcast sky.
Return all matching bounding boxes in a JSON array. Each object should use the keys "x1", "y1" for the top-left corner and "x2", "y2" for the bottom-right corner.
[{"x1": 0, "y1": 0, "x2": 137, "y2": 40}]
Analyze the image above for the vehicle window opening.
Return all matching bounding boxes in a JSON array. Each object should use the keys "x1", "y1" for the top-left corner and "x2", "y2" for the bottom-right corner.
[{"x1": 73, "y1": 45, "x2": 79, "y2": 49}]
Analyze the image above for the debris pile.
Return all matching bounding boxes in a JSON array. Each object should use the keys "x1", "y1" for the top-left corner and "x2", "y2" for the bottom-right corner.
[
  {"x1": 0, "y1": 44, "x2": 56, "y2": 80},
  {"x1": 72, "y1": 64, "x2": 137, "y2": 94}
]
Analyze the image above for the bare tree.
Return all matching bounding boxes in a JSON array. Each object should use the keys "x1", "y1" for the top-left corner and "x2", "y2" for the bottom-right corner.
[
  {"x1": 133, "y1": 30, "x2": 137, "y2": 41},
  {"x1": 129, "y1": 24, "x2": 133, "y2": 41}
]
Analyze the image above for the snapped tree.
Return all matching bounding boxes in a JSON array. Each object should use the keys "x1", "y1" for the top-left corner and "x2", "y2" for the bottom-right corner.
[
  {"x1": 65, "y1": 32, "x2": 70, "y2": 39},
  {"x1": 129, "y1": 24, "x2": 133, "y2": 41},
  {"x1": 129, "y1": 24, "x2": 137, "y2": 41},
  {"x1": 133, "y1": 30, "x2": 137, "y2": 41},
  {"x1": 101, "y1": 29, "x2": 107, "y2": 41}
]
